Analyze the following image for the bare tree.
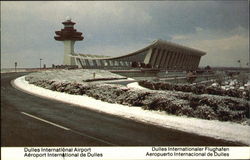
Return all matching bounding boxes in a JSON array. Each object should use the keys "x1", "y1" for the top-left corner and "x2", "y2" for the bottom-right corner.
[
  {"x1": 237, "y1": 72, "x2": 248, "y2": 86},
  {"x1": 215, "y1": 72, "x2": 225, "y2": 86}
]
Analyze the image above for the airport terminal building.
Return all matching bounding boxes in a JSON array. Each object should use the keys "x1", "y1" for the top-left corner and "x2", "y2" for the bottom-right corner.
[
  {"x1": 72, "y1": 39, "x2": 206, "y2": 71},
  {"x1": 55, "y1": 18, "x2": 206, "y2": 71}
]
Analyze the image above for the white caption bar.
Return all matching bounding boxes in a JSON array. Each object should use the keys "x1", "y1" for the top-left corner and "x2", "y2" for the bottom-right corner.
[{"x1": 1, "y1": 147, "x2": 250, "y2": 160}]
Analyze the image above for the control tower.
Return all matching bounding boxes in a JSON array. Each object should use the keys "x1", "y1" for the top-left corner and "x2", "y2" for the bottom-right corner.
[{"x1": 54, "y1": 17, "x2": 83, "y2": 65}]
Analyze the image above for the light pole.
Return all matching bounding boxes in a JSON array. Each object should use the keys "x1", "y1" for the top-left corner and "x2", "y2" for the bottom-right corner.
[
  {"x1": 237, "y1": 60, "x2": 241, "y2": 68},
  {"x1": 14, "y1": 62, "x2": 17, "y2": 72},
  {"x1": 40, "y1": 58, "x2": 43, "y2": 70}
]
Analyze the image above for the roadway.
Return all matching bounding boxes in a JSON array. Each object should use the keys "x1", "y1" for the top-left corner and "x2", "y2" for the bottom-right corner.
[{"x1": 1, "y1": 72, "x2": 244, "y2": 146}]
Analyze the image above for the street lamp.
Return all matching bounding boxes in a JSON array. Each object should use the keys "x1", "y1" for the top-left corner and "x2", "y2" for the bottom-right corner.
[
  {"x1": 40, "y1": 58, "x2": 43, "y2": 69},
  {"x1": 237, "y1": 60, "x2": 241, "y2": 68},
  {"x1": 14, "y1": 62, "x2": 17, "y2": 72}
]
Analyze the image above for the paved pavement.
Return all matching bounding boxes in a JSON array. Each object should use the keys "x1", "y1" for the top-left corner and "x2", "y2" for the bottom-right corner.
[{"x1": 1, "y1": 72, "x2": 244, "y2": 146}]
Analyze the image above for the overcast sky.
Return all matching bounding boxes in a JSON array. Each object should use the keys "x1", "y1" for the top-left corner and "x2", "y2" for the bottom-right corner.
[{"x1": 1, "y1": 1, "x2": 249, "y2": 68}]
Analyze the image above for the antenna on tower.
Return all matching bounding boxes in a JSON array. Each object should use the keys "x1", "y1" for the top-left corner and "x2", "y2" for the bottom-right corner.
[{"x1": 65, "y1": 16, "x2": 71, "y2": 21}]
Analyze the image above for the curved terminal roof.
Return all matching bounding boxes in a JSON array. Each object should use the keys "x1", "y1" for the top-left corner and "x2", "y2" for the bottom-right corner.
[
  {"x1": 75, "y1": 39, "x2": 206, "y2": 60},
  {"x1": 102, "y1": 39, "x2": 206, "y2": 60}
]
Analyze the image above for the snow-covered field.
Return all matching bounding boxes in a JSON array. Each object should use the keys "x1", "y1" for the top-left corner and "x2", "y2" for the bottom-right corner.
[
  {"x1": 14, "y1": 76, "x2": 250, "y2": 145},
  {"x1": 25, "y1": 69, "x2": 126, "y2": 83}
]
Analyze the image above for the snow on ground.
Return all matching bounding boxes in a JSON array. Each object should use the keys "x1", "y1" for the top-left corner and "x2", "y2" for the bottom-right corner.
[
  {"x1": 92, "y1": 78, "x2": 135, "y2": 84},
  {"x1": 14, "y1": 76, "x2": 250, "y2": 145},
  {"x1": 127, "y1": 82, "x2": 149, "y2": 90},
  {"x1": 26, "y1": 69, "x2": 126, "y2": 83}
]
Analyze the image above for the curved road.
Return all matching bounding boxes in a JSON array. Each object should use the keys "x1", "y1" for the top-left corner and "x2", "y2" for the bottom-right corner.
[{"x1": 1, "y1": 72, "x2": 244, "y2": 146}]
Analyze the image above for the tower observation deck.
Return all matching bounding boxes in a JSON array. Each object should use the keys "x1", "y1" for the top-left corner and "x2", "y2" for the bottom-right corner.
[{"x1": 54, "y1": 17, "x2": 83, "y2": 65}]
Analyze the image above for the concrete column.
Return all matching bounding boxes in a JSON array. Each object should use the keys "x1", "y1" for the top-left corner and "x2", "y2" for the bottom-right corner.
[
  {"x1": 183, "y1": 55, "x2": 189, "y2": 68},
  {"x1": 102, "y1": 60, "x2": 106, "y2": 66},
  {"x1": 179, "y1": 53, "x2": 185, "y2": 68},
  {"x1": 177, "y1": 52, "x2": 182, "y2": 68},
  {"x1": 164, "y1": 52, "x2": 170, "y2": 68},
  {"x1": 195, "y1": 56, "x2": 201, "y2": 68},
  {"x1": 144, "y1": 48, "x2": 152, "y2": 64},
  {"x1": 188, "y1": 56, "x2": 194, "y2": 69},
  {"x1": 190, "y1": 56, "x2": 194, "y2": 69},
  {"x1": 169, "y1": 52, "x2": 177, "y2": 69},
  {"x1": 115, "y1": 60, "x2": 119, "y2": 66},
  {"x1": 165, "y1": 51, "x2": 173, "y2": 68},
  {"x1": 93, "y1": 60, "x2": 98, "y2": 67},
  {"x1": 159, "y1": 49, "x2": 166, "y2": 68},
  {"x1": 170, "y1": 52, "x2": 177, "y2": 68},
  {"x1": 163, "y1": 50, "x2": 169, "y2": 68},
  {"x1": 177, "y1": 52, "x2": 181, "y2": 67},
  {"x1": 84, "y1": 59, "x2": 90, "y2": 67},
  {"x1": 76, "y1": 58, "x2": 83, "y2": 68},
  {"x1": 177, "y1": 52, "x2": 183, "y2": 69},
  {"x1": 191, "y1": 56, "x2": 196, "y2": 69},
  {"x1": 188, "y1": 55, "x2": 193, "y2": 66},
  {"x1": 194, "y1": 57, "x2": 198, "y2": 69},
  {"x1": 63, "y1": 40, "x2": 75, "y2": 65},
  {"x1": 194, "y1": 57, "x2": 198, "y2": 68},
  {"x1": 193, "y1": 56, "x2": 197, "y2": 69},
  {"x1": 173, "y1": 52, "x2": 179, "y2": 68},
  {"x1": 155, "y1": 49, "x2": 164, "y2": 68},
  {"x1": 119, "y1": 61, "x2": 122, "y2": 67},
  {"x1": 167, "y1": 52, "x2": 173, "y2": 68},
  {"x1": 159, "y1": 50, "x2": 167, "y2": 68},
  {"x1": 153, "y1": 48, "x2": 159, "y2": 67},
  {"x1": 154, "y1": 48, "x2": 161, "y2": 68},
  {"x1": 122, "y1": 61, "x2": 126, "y2": 66},
  {"x1": 109, "y1": 60, "x2": 114, "y2": 66},
  {"x1": 182, "y1": 54, "x2": 187, "y2": 69},
  {"x1": 173, "y1": 52, "x2": 180, "y2": 69},
  {"x1": 149, "y1": 48, "x2": 157, "y2": 67},
  {"x1": 185, "y1": 56, "x2": 191, "y2": 69},
  {"x1": 105, "y1": 60, "x2": 110, "y2": 66},
  {"x1": 163, "y1": 50, "x2": 168, "y2": 67},
  {"x1": 82, "y1": 59, "x2": 86, "y2": 66},
  {"x1": 176, "y1": 53, "x2": 182, "y2": 69},
  {"x1": 100, "y1": 60, "x2": 105, "y2": 66}
]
